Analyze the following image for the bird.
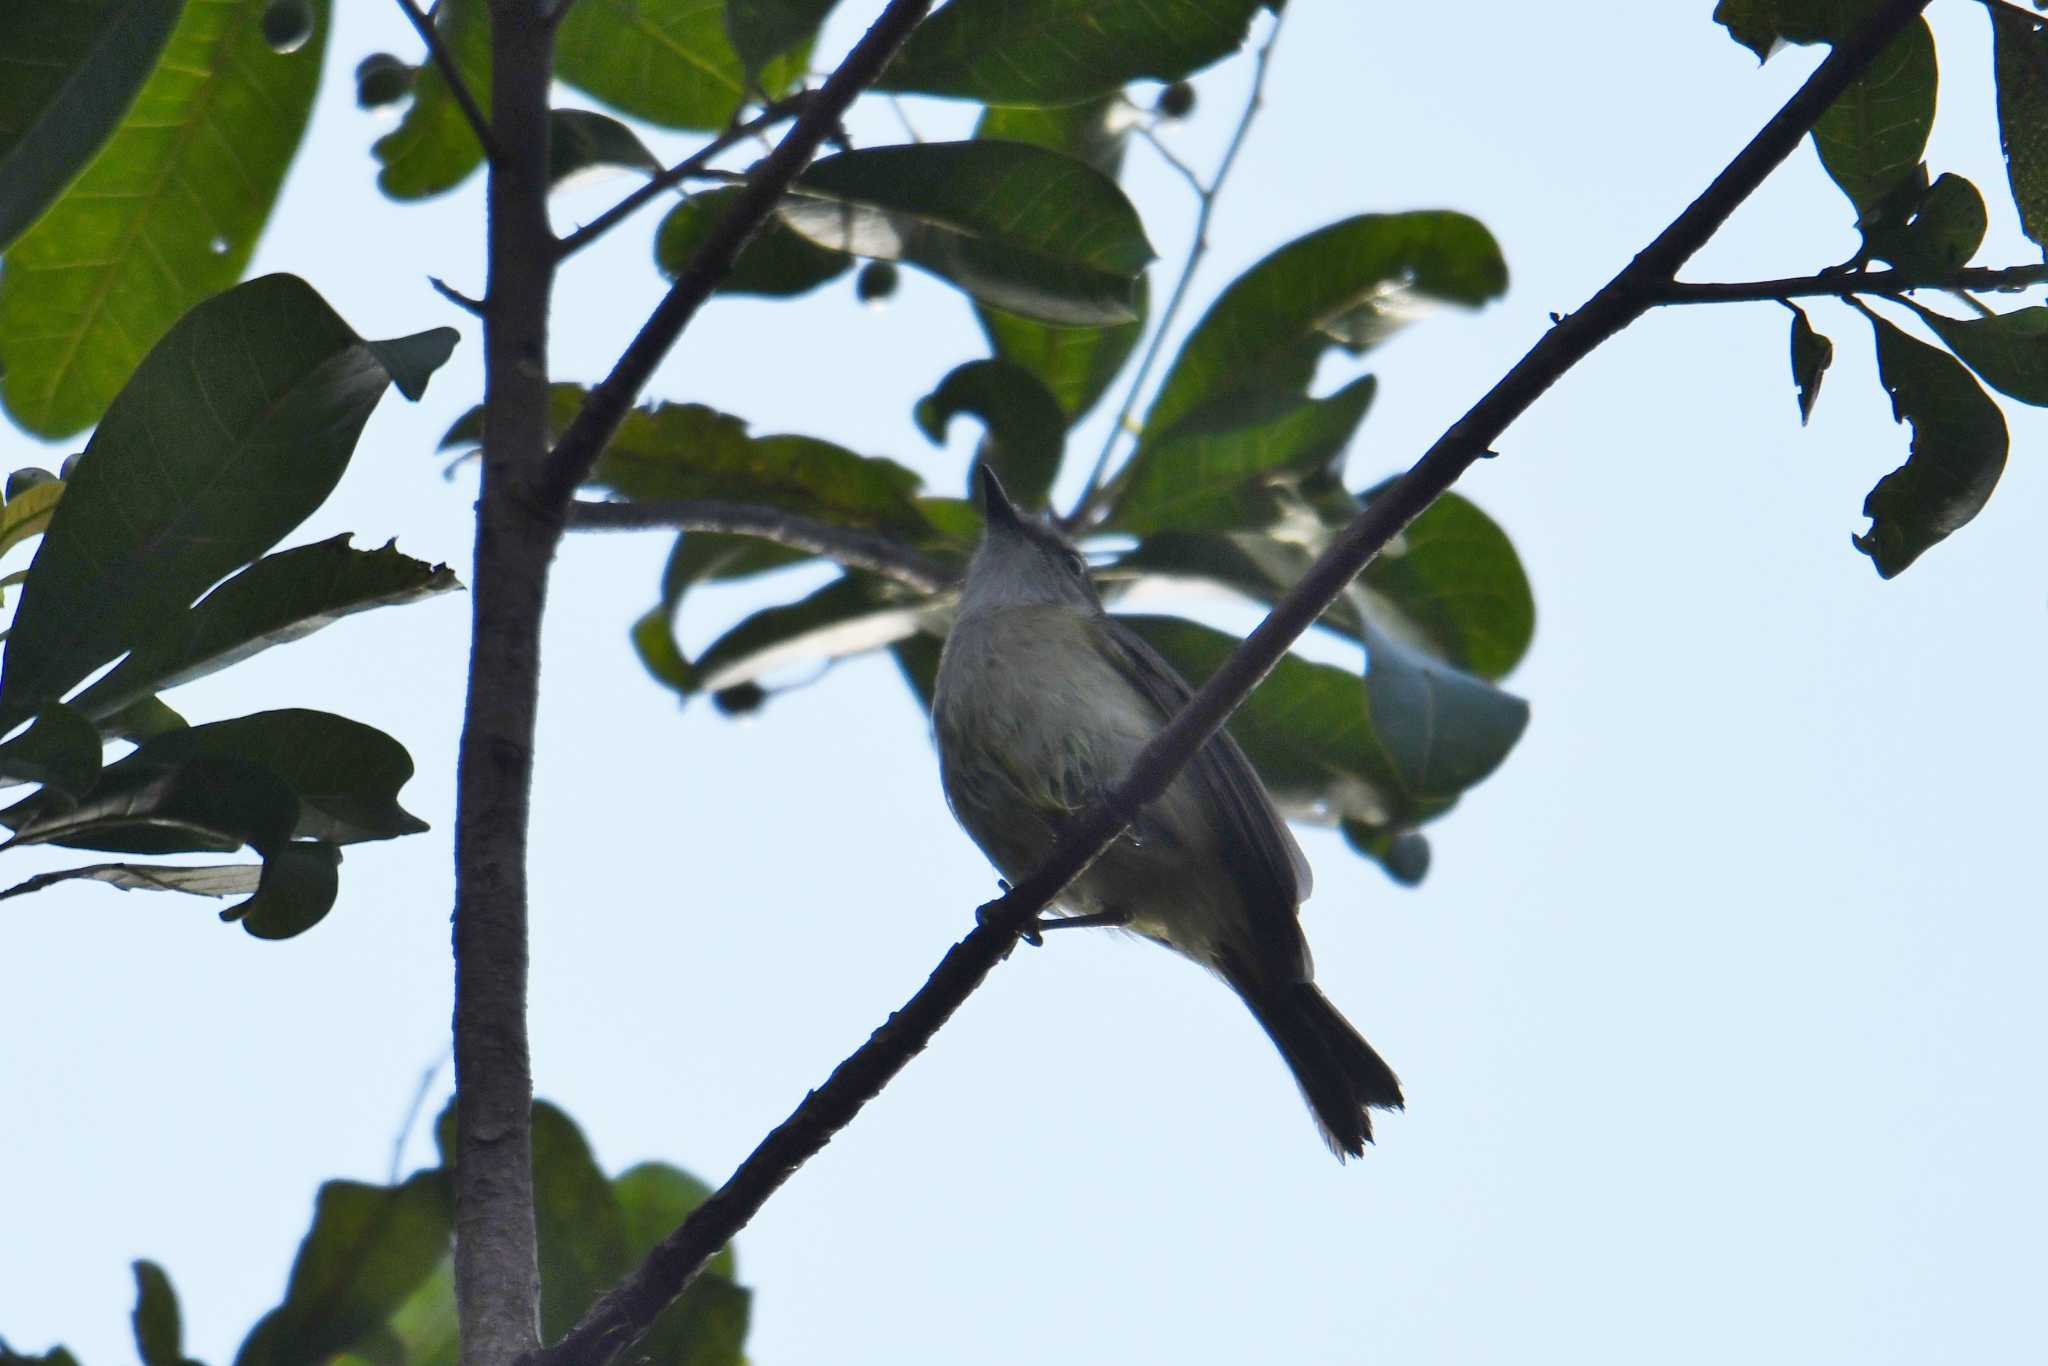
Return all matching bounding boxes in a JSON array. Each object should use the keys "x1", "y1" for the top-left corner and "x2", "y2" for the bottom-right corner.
[{"x1": 931, "y1": 467, "x2": 1402, "y2": 1156}]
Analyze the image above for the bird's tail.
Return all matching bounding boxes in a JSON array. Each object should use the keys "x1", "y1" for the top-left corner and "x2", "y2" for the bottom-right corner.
[{"x1": 1235, "y1": 977, "x2": 1403, "y2": 1159}]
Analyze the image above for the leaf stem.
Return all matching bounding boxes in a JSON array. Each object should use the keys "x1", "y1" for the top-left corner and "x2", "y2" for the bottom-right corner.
[
  {"x1": 531, "y1": 4, "x2": 1934, "y2": 1365},
  {"x1": 1066, "y1": 12, "x2": 1285, "y2": 530},
  {"x1": 393, "y1": 0, "x2": 498, "y2": 165}
]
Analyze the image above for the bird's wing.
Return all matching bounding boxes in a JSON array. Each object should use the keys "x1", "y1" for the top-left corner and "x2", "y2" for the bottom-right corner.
[{"x1": 1096, "y1": 615, "x2": 1313, "y2": 978}]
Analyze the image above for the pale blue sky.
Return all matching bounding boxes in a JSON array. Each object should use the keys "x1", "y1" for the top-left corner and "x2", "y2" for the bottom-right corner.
[{"x1": 4, "y1": 3, "x2": 2044, "y2": 1364}]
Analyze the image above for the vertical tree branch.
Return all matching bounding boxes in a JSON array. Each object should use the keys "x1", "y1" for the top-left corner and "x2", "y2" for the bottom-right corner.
[
  {"x1": 533, "y1": 4, "x2": 1934, "y2": 1363},
  {"x1": 454, "y1": 4, "x2": 560, "y2": 1365}
]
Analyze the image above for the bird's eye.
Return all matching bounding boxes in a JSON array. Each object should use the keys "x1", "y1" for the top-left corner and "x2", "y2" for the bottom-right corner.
[{"x1": 1063, "y1": 548, "x2": 1088, "y2": 578}]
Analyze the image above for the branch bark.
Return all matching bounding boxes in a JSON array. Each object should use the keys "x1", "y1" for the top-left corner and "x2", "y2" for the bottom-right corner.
[
  {"x1": 532, "y1": 3, "x2": 1934, "y2": 1365},
  {"x1": 564, "y1": 499, "x2": 951, "y2": 593},
  {"x1": 454, "y1": 5, "x2": 559, "y2": 1365},
  {"x1": 1654, "y1": 261, "x2": 2048, "y2": 303},
  {"x1": 537, "y1": 0, "x2": 937, "y2": 507}
]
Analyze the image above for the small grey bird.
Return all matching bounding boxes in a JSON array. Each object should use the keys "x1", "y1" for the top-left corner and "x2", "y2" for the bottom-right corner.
[{"x1": 932, "y1": 468, "x2": 1402, "y2": 1156}]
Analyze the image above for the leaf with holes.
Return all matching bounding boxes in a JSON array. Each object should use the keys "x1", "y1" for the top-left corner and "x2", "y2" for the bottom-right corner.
[{"x1": 0, "y1": 0, "x2": 329, "y2": 436}]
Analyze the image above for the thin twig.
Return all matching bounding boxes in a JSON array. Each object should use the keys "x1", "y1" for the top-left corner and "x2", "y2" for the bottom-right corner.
[
  {"x1": 1653, "y1": 262, "x2": 2048, "y2": 303},
  {"x1": 537, "y1": 0, "x2": 938, "y2": 508},
  {"x1": 430, "y1": 275, "x2": 487, "y2": 316},
  {"x1": 554, "y1": 93, "x2": 821, "y2": 261},
  {"x1": 393, "y1": 0, "x2": 498, "y2": 164},
  {"x1": 1132, "y1": 124, "x2": 1205, "y2": 196},
  {"x1": 1066, "y1": 12, "x2": 1286, "y2": 528},
  {"x1": 564, "y1": 499, "x2": 952, "y2": 592},
  {"x1": 530, "y1": 5, "x2": 1933, "y2": 1365},
  {"x1": 388, "y1": 1050, "x2": 449, "y2": 1184}
]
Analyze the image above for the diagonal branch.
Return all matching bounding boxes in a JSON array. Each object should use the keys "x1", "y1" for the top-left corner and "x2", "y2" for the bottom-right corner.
[
  {"x1": 564, "y1": 498, "x2": 952, "y2": 592},
  {"x1": 531, "y1": 4, "x2": 1933, "y2": 1365},
  {"x1": 536, "y1": 0, "x2": 938, "y2": 509},
  {"x1": 1654, "y1": 261, "x2": 2048, "y2": 304},
  {"x1": 394, "y1": 0, "x2": 498, "y2": 165},
  {"x1": 553, "y1": 92, "x2": 821, "y2": 262}
]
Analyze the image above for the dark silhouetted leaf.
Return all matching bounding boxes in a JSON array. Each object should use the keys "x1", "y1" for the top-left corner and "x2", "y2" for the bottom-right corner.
[
  {"x1": 549, "y1": 109, "x2": 660, "y2": 188},
  {"x1": 1360, "y1": 622, "x2": 1530, "y2": 806},
  {"x1": 0, "y1": 276, "x2": 457, "y2": 728},
  {"x1": 1812, "y1": 16, "x2": 1934, "y2": 220},
  {"x1": 1713, "y1": 0, "x2": 1786, "y2": 61},
  {"x1": 0, "y1": 0, "x2": 184, "y2": 254},
  {"x1": 1992, "y1": 3, "x2": 2048, "y2": 254},
  {"x1": 891, "y1": 633, "x2": 945, "y2": 711},
  {"x1": 373, "y1": 0, "x2": 489, "y2": 199},
  {"x1": 726, "y1": 0, "x2": 837, "y2": 81},
  {"x1": 915, "y1": 360, "x2": 1066, "y2": 510},
  {"x1": 1910, "y1": 303, "x2": 2048, "y2": 407},
  {"x1": 216, "y1": 841, "x2": 340, "y2": 940},
  {"x1": 1142, "y1": 213, "x2": 1505, "y2": 443},
  {"x1": 68, "y1": 536, "x2": 459, "y2": 723},
  {"x1": 2, "y1": 755, "x2": 295, "y2": 856},
  {"x1": 879, "y1": 0, "x2": 1261, "y2": 104},
  {"x1": 130, "y1": 1260, "x2": 187, "y2": 1366},
  {"x1": 0, "y1": 0, "x2": 329, "y2": 437},
  {"x1": 0, "y1": 860, "x2": 262, "y2": 903},
  {"x1": 233, "y1": 1171, "x2": 453, "y2": 1366},
  {"x1": 557, "y1": 0, "x2": 804, "y2": 132},
  {"x1": 777, "y1": 142, "x2": 1154, "y2": 325},
  {"x1": 0, "y1": 703, "x2": 100, "y2": 797},
  {"x1": 1107, "y1": 377, "x2": 1374, "y2": 534},
  {"x1": 1854, "y1": 312, "x2": 2008, "y2": 577},
  {"x1": 1790, "y1": 303, "x2": 1834, "y2": 424},
  {"x1": 655, "y1": 188, "x2": 852, "y2": 297},
  {"x1": 1860, "y1": 170, "x2": 1985, "y2": 273},
  {"x1": 1342, "y1": 822, "x2": 1430, "y2": 886}
]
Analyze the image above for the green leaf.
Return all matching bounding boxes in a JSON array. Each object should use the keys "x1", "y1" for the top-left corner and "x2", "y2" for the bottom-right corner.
[
  {"x1": 0, "y1": 0, "x2": 329, "y2": 437},
  {"x1": 632, "y1": 532, "x2": 814, "y2": 699},
  {"x1": 557, "y1": 0, "x2": 805, "y2": 132},
  {"x1": 1341, "y1": 822, "x2": 1430, "y2": 887},
  {"x1": 890, "y1": 632, "x2": 944, "y2": 711},
  {"x1": 1142, "y1": 213, "x2": 1506, "y2": 443},
  {"x1": 1853, "y1": 312, "x2": 2008, "y2": 577},
  {"x1": 1860, "y1": 170, "x2": 1985, "y2": 273},
  {"x1": 0, "y1": 1347, "x2": 80, "y2": 1366},
  {"x1": 1360, "y1": 622, "x2": 1530, "y2": 805},
  {"x1": 1910, "y1": 303, "x2": 2048, "y2": 406},
  {"x1": 976, "y1": 96, "x2": 1130, "y2": 178},
  {"x1": 67, "y1": 536, "x2": 460, "y2": 723},
  {"x1": 777, "y1": 142, "x2": 1155, "y2": 325},
  {"x1": 1812, "y1": 16, "x2": 1935, "y2": 221},
  {"x1": 691, "y1": 574, "x2": 931, "y2": 695},
  {"x1": 372, "y1": 0, "x2": 490, "y2": 199},
  {"x1": 1107, "y1": 376, "x2": 1374, "y2": 534},
  {"x1": 879, "y1": 0, "x2": 1262, "y2": 104},
  {"x1": 214, "y1": 840, "x2": 341, "y2": 940},
  {"x1": 530, "y1": 1102, "x2": 628, "y2": 1344},
  {"x1": 0, "y1": 275, "x2": 458, "y2": 727},
  {"x1": 446, "y1": 384, "x2": 929, "y2": 530},
  {"x1": 131, "y1": 1260, "x2": 187, "y2": 1366},
  {"x1": 655, "y1": 187, "x2": 852, "y2": 297},
  {"x1": 0, "y1": 703, "x2": 101, "y2": 797},
  {"x1": 1714, "y1": 0, "x2": 1788, "y2": 62},
  {"x1": 725, "y1": 0, "x2": 837, "y2": 82},
  {"x1": 3, "y1": 754, "x2": 296, "y2": 855},
  {"x1": 549, "y1": 108, "x2": 660, "y2": 187},
  {"x1": 1789, "y1": 304, "x2": 1834, "y2": 425},
  {"x1": 118, "y1": 709, "x2": 428, "y2": 844},
  {"x1": 0, "y1": 0, "x2": 185, "y2": 254},
  {"x1": 233, "y1": 1171, "x2": 453, "y2": 1366},
  {"x1": 1992, "y1": 3, "x2": 2048, "y2": 255},
  {"x1": 612, "y1": 1163, "x2": 749, "y2": 1364},
  {"x1": 0, "y1": 859, "x2": 262, "y2": 903},
  {"x1": 915, "y1": 360, "x2": 1067, "y2": 510},
  {"x1": 0, "y1": 477, "x2": 64, "y2": 560},
  {"x1": 1121, "y1": 614, "x2": 1526, "y2": 850}
]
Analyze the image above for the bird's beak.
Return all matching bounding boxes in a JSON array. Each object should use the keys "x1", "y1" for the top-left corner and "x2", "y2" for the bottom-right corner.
[{"x1": 977, "y1": 465, "x2": 1020, "y2": 530}]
